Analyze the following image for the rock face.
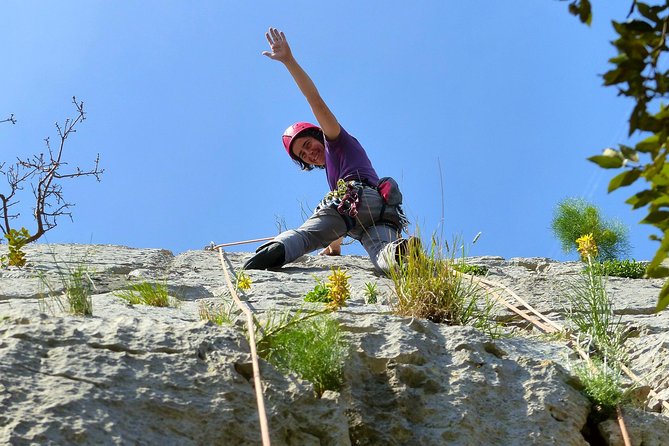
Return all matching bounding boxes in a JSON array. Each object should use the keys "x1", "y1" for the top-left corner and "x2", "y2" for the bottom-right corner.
[{"x1": 1, "y1": 244, "x2": 668, "y2": 445}]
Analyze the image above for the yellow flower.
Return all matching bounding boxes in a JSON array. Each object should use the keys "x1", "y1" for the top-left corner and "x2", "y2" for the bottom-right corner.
[
  {"x1": 236, "y1": 272, "x2": 252, "y2": 291},
  {"x1": 576, "y1": 233, "x2": 598, "y2": 260},
  {"x1": 326, "y1": 267, "x2": 350, "y2": 310}
]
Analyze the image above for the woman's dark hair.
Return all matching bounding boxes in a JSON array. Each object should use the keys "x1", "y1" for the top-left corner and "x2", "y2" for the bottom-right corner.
[{"x1": 290, "y1": 128, "x2": 326, "y2": 171}]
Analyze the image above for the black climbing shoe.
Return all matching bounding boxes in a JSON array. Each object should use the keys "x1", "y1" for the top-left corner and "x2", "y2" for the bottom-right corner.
[
  {"x1": 395, "y1": 236, "x2": 423, "y2": 264},
  {"x1": 243, "y1": 242, "x2": 286, "y2": 270}
]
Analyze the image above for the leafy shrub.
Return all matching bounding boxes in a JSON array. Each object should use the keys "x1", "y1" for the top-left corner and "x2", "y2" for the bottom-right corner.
[
  {"x1": 575, "y1": 361, "x2": 627, "y2": 420},
  {"x1": 115, "y1": 281, "x2": 174, "y2": 307},
  {"x1": 551, "y1": 197, "x2": 630, "y2": 261},
  {"x1": 1, "y1": 227, "x2": 30, "y2": 267},
  {"x1": 587, "y1": 259, "x2": 647, "y2": 279},
  {"x1": 256, "y1": 310, "x2": 347, "y2": 395}
]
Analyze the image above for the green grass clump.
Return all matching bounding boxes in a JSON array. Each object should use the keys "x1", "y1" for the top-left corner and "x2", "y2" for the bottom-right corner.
[
  {"x1": 551, "y1": 197, "x2": 630, "y2": 261},
  {"x1": 587, "y1": 259, "x2": 647, "y2": 279},
  {"x1": 115, "y1": 281, "x2": 174, "y2": 307},
  {"x1": 64, "y1": 265, "x2": 94, "y2": 316},
  {"x1": 389, "y1": 235, "x2": 491, "y2": 326},
  {"x1": 199, "y1": 300, "x2": 236, "y2": 326},
  {"x1": 257, "y1": 310, "x2": 347, "y2": 396},
  {"x1": 39, "y1": 262, "x2": 95, "y2": 316}
]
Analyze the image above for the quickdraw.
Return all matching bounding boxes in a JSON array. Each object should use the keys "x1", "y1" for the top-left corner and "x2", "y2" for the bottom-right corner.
[{"x1": 320, "y1": 179, "x2": 364, "y2": 218}]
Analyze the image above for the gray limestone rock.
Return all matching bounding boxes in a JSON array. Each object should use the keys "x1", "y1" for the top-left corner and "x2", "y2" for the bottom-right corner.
[{"x1": 1, "y1": 244, "x2": 668, "y2": 445}]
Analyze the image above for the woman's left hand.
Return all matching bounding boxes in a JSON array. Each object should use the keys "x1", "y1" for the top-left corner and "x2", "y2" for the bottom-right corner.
[{"x1": 262, "y1": 27, "x2": 293, "y2": 64}]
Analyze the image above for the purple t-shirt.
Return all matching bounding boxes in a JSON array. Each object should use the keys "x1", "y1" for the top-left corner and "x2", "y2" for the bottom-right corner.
[{"x1": 324, "y1": 126, "x2": 379, "y2": 191}]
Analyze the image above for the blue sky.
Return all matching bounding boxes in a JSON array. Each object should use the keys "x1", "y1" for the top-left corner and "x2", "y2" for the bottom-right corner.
[{"x1": 1, "y1": 1, "x2": 656, "y2": 261}]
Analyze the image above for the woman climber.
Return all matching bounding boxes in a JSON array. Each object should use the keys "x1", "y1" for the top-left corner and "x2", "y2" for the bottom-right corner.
[{"x1": 243, "y1": 27, "x2": 410, "y2": 274}]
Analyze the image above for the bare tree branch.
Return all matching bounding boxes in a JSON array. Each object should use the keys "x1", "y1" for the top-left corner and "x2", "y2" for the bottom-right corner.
[
  {"x1": 1, "y1": 97, "x2": 104, "y2": 243},
  {"x1": 0, "y1": 114, "x2": 17, "y2": 125}
]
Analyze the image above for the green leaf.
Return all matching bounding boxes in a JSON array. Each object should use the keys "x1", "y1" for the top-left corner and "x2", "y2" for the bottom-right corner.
[
  {"x1": 608, "y1": 169, "x2": 641, "y2": 192},
  {"x1": 619, "y1": 145, "x2": 639, "y2": 162},
  {"x1": 642, "y1": 210, "x2": 669, "y2": 225},
  {"x1": 626, "y1": 189, "x2": 661, "y2": 209},
  {"x1": 656, "y1": 280, "x2": 669, "y2": 312},
  {"x1": 646, "y1": 265, "x2": 669, "y2": 278},
  {"x1": 588, "y1": 155, "x2": 624, "y2": 169},
  {"x1": 623, "y1": 20, "x2": 654, "y2": 33},
  {"x1": 636, "y1": 134, "x2": 661, "y2": 153},
  {"x1": 648, "y1": 230, "x2": 669, "y2": 271}
]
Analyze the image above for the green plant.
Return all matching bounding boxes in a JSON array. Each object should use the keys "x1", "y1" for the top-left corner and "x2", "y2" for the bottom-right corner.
[
  {"x1": 551, "y1": 197, "x2": 630, "y2": 261},
  {"x1": 39, "y1": 262, "x2": 95, "y2": 316},
  {"x1": 575, "y1": 360, "x2": 627, "y2": 420},
  {"x1": 304, "y1": 278, "x2": 331, "y2": 303},
  {"x1": 563, "y1": 234, "x2": 628, "y2": 363},
  {"x1": 452, "y1": 263, "x2": 489, "y2": 276},
  {"x1": 325, "y1": 267, "x2": 350, "y2": 310},
  {"x1": 64, "y1": 264, "x2": 94, "y2": 316},
  {"x1": 363, "y1": 282, "x2": 378, "y2": 304},
  {"x1": 1, "y1": 227, "x2": 30, "y2": 267},
  {"x1": 587, "y1": 259, "x2": 647, "y2": 279},
  {"x1": 115, "y1": 281, "x2": 174, "y2": 307},
  {"x1": 565, "y1": 1, "x2": 669, "y2": 310},
  {"x1": 389, "y1": 235, "x2": 491, "y2": 326},
  {"x1": 303, "y1": 267, "x2": 351, "y2": 310},
  {"x1": 256, "y1": 309, "x2": 347, "y2": 396}
]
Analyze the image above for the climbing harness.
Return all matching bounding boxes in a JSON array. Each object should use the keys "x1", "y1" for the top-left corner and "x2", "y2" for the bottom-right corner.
[{"x1": 317, "y1": 178, "x2": 409, "y2": 232}]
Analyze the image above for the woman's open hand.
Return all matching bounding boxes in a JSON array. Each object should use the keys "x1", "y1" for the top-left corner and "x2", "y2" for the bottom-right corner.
[{"x1": 262, "y1": 27, "x2": 293, "y2": 64}]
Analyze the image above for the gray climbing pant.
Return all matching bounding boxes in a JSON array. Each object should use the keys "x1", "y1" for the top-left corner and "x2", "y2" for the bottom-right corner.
[{"x1": 263, "y1": 185, "x2": 405, "y2": 274}]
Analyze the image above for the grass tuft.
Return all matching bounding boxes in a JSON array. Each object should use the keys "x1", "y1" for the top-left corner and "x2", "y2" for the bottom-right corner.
[
  {"x1": 199, "y1": 300, "x2": 236, "y2": 326},
  {"x1": 389, "y1": 235, "x2": 492, "y2": 327},
  {"x1": 39, "y1": 261, "x2": 95, "y2": 317},
  {"x1": 115, "y1": 281, "x2": 174, "y2": 307}
]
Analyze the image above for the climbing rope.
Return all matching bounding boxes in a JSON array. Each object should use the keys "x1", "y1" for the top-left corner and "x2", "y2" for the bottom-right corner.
[
  {"x1": 217, "y1": 248, "x2": 271, "y2": 446},
  {"x1": 206, "y1": 237, "x2": 275, "y2": 251}
]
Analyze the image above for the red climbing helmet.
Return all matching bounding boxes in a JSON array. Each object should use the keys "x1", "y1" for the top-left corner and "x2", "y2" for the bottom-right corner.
[{"x1": 282, "y1": 122, "x2": 321, "y2": 156}]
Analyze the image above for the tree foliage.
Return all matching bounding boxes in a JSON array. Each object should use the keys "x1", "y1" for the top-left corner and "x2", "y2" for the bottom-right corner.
[{"x1": 565, "y1": 0, "x2": 669, "y2": 311}]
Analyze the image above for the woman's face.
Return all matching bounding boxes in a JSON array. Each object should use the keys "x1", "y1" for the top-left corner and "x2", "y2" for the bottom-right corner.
[{"x1": 291, "y1": 136, "x2": 325, "y2": 167}]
